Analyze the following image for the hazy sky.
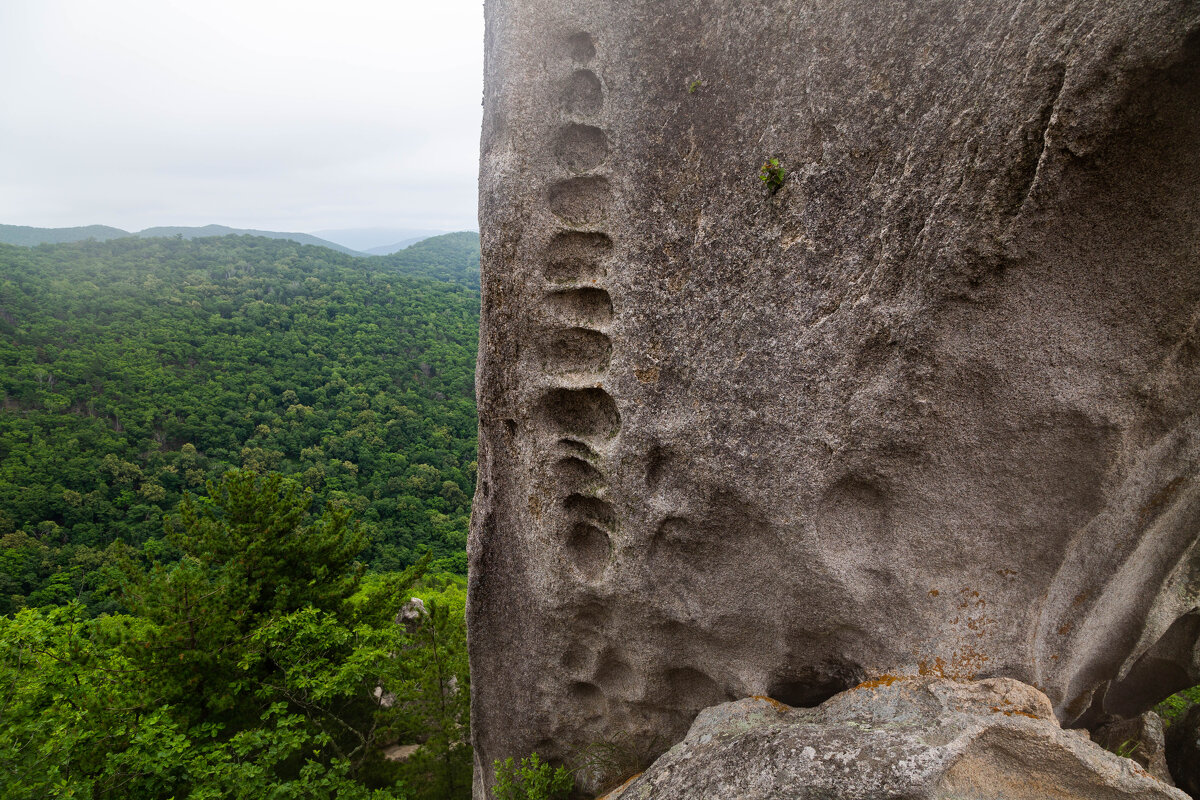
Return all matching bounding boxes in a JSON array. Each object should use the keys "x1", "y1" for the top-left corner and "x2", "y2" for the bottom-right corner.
[{"x1": 0, "y1": 1, "x2": 483, "y2": 234}]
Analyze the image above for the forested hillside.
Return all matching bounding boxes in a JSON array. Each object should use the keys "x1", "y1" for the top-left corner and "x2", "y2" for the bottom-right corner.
[
  {"x1": 134, "y1": 225, "x2": 364, "y2": 256},
  {"x1": 382, "y1": 232, "x2": 480, "y2": 289},
  {"x1": 0, "y1": 235, "x2": 479, "y2": 612}
]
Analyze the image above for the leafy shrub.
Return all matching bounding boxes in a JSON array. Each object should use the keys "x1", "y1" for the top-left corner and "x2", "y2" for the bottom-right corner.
[
  {"x1": 491, "y1": 753, "x2": 573, "y2": 800},
  {"x1": 1156, "y1": 685, "x2": 1200, "y2": 725},
  {"x1": 759, "y1": 157, "x2": 786, "y2": 193}
]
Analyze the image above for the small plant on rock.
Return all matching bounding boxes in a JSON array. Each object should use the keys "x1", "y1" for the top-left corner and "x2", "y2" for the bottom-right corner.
[
  {"x1": 1112, "y1": 738, "x2": 1141, "y2": 760},
  {"x1": 570, "y1": 735, "x2": 660, "y2": 793},
  {"x1": 492, "y1": 753, "x2": 574, "y2": 800},
  {"x1": 759, "y1": 157, "x2": 786, "y2": 194}
]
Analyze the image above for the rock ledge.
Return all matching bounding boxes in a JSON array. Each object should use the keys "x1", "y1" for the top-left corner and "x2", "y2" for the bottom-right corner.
[{"x1": 605, "y1": 678, "x2": 1187, "y2": 800}]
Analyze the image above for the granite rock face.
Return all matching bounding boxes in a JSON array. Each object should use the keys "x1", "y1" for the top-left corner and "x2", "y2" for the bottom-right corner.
[
  {"x1": 470, "y1": 0, "x2": 1200, "y2": 795},
  {"x1": 603, "y1": 678, "x2": 1187, "y2": 800}
]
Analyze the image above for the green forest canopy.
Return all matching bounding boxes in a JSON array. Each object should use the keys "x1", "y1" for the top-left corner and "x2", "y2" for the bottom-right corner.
[
  {"x1": 379, "y1": 232, "x2": 480, "y2": 290},
  {"x1": 0, "y1": 224, "x2": 483, "y2": 279},
  {"x1": 1, "y1": 469, "x2": 472, "y2": 799},
  {"x1": 0, "y1": 233, "x2": 480, "y2": 612}
]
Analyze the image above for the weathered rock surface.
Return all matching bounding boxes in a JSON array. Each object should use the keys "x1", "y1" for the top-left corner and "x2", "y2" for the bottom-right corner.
[
  {"x1": 1166, "y1": 705, "x2": 1200, "y2": 795},
  {"x1": 603, "y1": 678, "x2": 1186, "y2": 800},
  {"x1": 470, "y1": 0, "x2": 1200, "y2": 795},
  {"x1": 1094, "y1": 711, "x2": 1174, "y2": 786},
  {"x1": 397, "y1": 596, "x2": 427, "y2": 630}
]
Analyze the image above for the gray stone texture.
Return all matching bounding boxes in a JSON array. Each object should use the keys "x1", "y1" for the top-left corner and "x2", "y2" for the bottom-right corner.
[
  {"x1": 603, "y1": 678, "x2": 1188, "y2": 800},
  {"x1": 469, "y1": 0, "x2": 1200, "y2": 795}
]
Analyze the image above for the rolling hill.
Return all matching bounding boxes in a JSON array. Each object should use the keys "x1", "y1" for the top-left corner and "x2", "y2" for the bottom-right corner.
[
  {"x1": 0, "y1": 224, "x2": 131, "y2": 246},
  {"x1": 0, "y1": 223, "x2": 361, "y2": 255},
  {"x1": 133, "y1": 225, "x2": 362, "y2": 255},
  {"x1": 382, "y1": 231, "x2": 481, "y2": 289}
]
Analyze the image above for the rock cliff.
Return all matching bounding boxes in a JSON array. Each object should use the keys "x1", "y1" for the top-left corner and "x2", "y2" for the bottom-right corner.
[{"x1": 470, "y1": 0, "x2": 1200, "y2": 795}]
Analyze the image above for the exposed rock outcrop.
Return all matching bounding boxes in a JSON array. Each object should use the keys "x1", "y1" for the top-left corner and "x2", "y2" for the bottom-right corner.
[
  {"x1": 470, "y1": 0, "x2": 1200, "y2": 795},
  {"x1": 603, "y1": 678, "x2": 1186, "y2": 800},
  {"x1": 397, "y1": 596, "x2": 427, "y2": 630}
]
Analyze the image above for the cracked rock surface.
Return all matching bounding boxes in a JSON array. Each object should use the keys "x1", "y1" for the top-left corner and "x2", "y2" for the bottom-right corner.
[{"x1": 470, "y1": 0, "x2": 1200, "y2": 795}]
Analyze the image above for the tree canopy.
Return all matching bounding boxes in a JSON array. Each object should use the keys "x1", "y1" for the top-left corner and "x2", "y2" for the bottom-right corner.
[
  {"x1": 0, "y1": 234, "x2": 479, "y2": 611},
  {"x1": 380, "y1": 232, "x2": 480, "y2": 290},
  {"x1": 0, "y1": 470, "x2": 470, "y2": 799}
]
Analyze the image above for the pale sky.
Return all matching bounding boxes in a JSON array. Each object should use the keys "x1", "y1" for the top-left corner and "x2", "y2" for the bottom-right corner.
[{"x1": 0, "y1": 0, "x2": 484, "y2": 234}]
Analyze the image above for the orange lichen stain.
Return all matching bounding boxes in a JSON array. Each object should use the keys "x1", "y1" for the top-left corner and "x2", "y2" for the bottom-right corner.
[
  {"x1": 919, "y1": 658, "x2": 948, "y2": 678},
  {"x1": 635, "y1": 367, "x2": 660, "y2": 384},
  {"x1": 596, "y1": 773, "x2": 643, "y2": 800},
  {"x1": 929, "y1": 589, "x2": 940, "y2": 597},
  {"x1": 917, "y1": 646, "x2": 990, "y2": 681},
  {"x1": 854, "y1": 674, "x2": 905, "y2": 690},
  {"x1": 749, "y1": 695, "x2": 792, "y2": 712},
  {"x1": 1071, "y1": 592, "x2": 1090, "y2": 608},
  {"x1": 996, "y1": 569, "x2": 1016, "y2": 579},
  {"x1": 957, "y1": 588, "x2": 985, "y2": 610},
  {"x1": 1050, "y1": 654, "x2": 1059, "y2": 661},
  {"x1": 951, "y1": 645, "x2": 990, "y2": 678},
  {"x1": 989, "y1": 706, "x2": 1040, "y2": 719},
  {"x1": 528, "y1": 494, "x2": 543, "y2": 520},
  {"x1": 1058, "y1": 623, "x2": 1073, "y2": 636}
]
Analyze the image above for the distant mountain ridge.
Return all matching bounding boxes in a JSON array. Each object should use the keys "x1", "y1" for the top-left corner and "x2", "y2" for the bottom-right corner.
[
  {"x1": 0, "y1": 225, "x2": 481, "y2": 287},
  {"x1": 363, "y1": 236, "x2": 429, "y2": 255},
  {"x1": 380, "y1": 231, "x2": 480, "y2": 290},
  {"x1": 133, "y1": 225, "x2": 364, "y2": 256},
  {"x1": 312, "y1": 226, "x2": 447, "y2": 252},
  {"x1": 0, "y1": 223, "x2": 360, "y2": 255},
  {"x1": 0, "y1": 224, "x2": 130, "y2": 246}
]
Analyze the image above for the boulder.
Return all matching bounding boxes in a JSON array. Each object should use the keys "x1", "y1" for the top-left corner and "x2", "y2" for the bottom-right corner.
[
  {"x1": 470, "y1": 0, "x2": 1200, "y2": 795},
  {"x1": 604, "y1": 678, "x2": 1187, "y2": 800},
  {"x1": 397, "y1": 596, "x2": 427, "y2": 629},
  {"x1": 1094, "y1": 712, "x2": 1174, "y2": 786}
]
